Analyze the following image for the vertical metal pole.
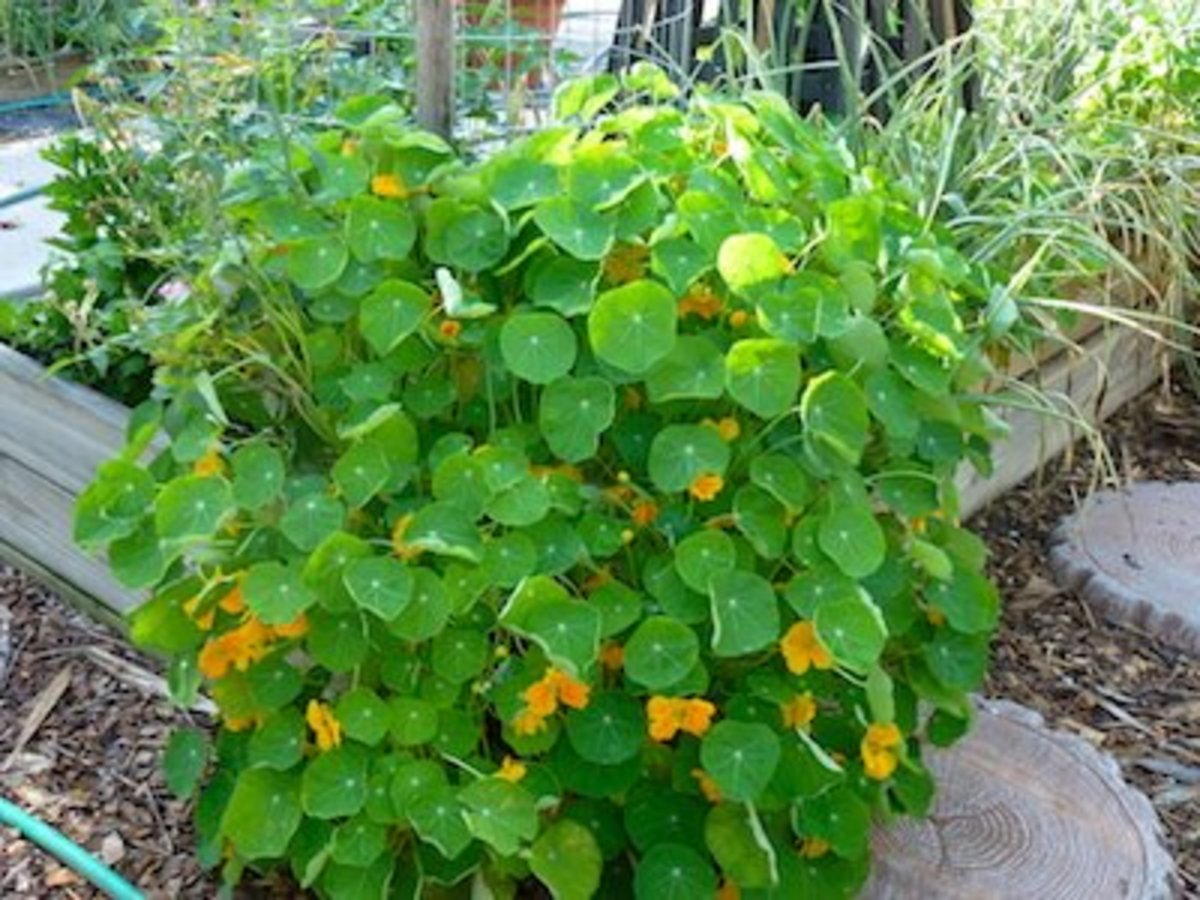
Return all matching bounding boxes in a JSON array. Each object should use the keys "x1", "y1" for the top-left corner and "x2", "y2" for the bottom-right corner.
[{"x1": 417, "y1": 0, "x2": 456, "y2": 138}]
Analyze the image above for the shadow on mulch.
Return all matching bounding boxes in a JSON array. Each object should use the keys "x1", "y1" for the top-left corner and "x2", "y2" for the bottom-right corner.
[
  {"x1": 0, "y1": 377, "x2": 1196, "y2": 897},
  {"x1": 977, "y1": 373, "x2": 1200, "y2": 895}
]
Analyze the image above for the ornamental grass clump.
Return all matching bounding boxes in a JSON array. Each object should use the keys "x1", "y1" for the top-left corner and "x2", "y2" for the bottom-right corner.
[{"x1": 76, "y1": 78, "x2": 1011, "y2": 898}]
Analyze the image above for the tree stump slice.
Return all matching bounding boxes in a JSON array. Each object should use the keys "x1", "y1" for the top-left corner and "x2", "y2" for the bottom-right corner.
[
  {"x1": 866, "y1": 699, "x2": 1174, "y2": 899},
  {"x1": 1049, "y1": 482, "x2": 1200, "y2": 655}
]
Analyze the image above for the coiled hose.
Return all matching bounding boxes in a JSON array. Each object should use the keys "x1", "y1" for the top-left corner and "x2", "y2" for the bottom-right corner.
[{"x1": 0, "y1": 795, "x2": 144, "y2": 899}]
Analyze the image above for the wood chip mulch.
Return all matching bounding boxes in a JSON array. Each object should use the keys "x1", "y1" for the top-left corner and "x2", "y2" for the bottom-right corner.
[
  {"x1": 979, "y1": 373, "x2": 1200, "y2": 896},
  {"x1": 0, "y1": 376, "x2": 1197, "y2": 898}
]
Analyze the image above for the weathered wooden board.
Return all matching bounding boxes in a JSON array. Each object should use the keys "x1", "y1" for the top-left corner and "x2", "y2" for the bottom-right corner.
[
  {"x1": 0, "y1": 344, "x2": 140, "y2": 621},
  {"x1": 958, "y1": 325, "x2": 1161, "y2": 517},
  {"x1": 868, "y1": 699, "x2": 1175, "y2": 899}
]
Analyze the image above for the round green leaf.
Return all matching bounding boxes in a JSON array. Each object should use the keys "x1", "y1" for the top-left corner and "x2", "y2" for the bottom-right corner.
[
  {"x1": 535, "y1": 196, "x2": 615, "y2": 260},
  {"x1": 749, "y1": 453, "x2": 812, "y2": 512},
  {"x1": 709, "y1": 570, "x2": 780, "y2": 657},
  {"x1": 247, "y1": 709, "x2": 306, "y2": 770},
  {"x1": 802, "y1": 371, "x2": 870, "y2": 467},
  {"x1": 634, "y1": 843, "x2": 716, "y2": 900},
  {"x1": 407, "y1": 786, "x2": 472, "y2": 859},
  {"x1": 566, "y1": 692, "x2": 645, "y2": 765},
  {"x1": 500, "y1": 312, "x2": 578, "y2": 384},
  {"x1": 818, "y1": 502, "x2": 886, "y2": 579},
  {"x1": 163, "y1": 728, "x2": 208, "y2": 799},
  {"x1": 358, "y1": 280, "x2": 428, "y2": 357},
  {"x1": 231, "y1": 443, "x2": 285, "y2": 510},
  {"x1": 243, "y1": 561, "x2": 316, "y2": 625},
  {"x1": 404, "y1": 502, "x2": 484, "y2": 562},
  {"x1": 647, "y1": 425, "x2": 729, "y2": 493},
  {"x1": 733, "y1": 485, "x2": 789, "y2": 559},
  {"x1": 343, "y1": 556, "x2": 413, "y2": 621},
  {"x1": 624, "y1": 616, "x2": 699, "y2": 690},
  {"x1": 527, "y1": 255, "x2": 598, "y2": 317},
  {"x1": 758, "y1": 271, "x2": 849, "y2": 343},
  {"x1": 155, "y1": 476, "x2": 234, "y2": 542},
  {"x1": 813, "y1": 588, "x2": 888, "y2": 673},
  {"x1": 389, "y1": 568, "x2": 450, "y2": 641},
  {"x1": 346, "y1": 195, "x2": 416, "y2": 262},
  {"x1": 281, "y1": 492, "x2": 345, "y2": 552},
  {"x1": 726, "y1": 338, "x2": 802, "y2": 419},
  {"x1": 539, "y1": 376, "x2": 615, "y2": 463},
  {"x1": 700, "y1": 721, "x2": 781, "y2": 802},
  {"x1": 531, "y1": 820, "x2": 603, "y2": 900},
  {"x1": 644, "y1": 336, "x2": 726, "y2": 403},
  {"x1": 481, "y1": 534, "x2": 538, "y2": 588},
  {"x1": 430, "y1": 628, "x2": 489, "y2": 684},
  {"x1": 925, "y1": 567, "x2": 1000, "y2": 634},
  {"x1": 718, "y1": 233, "x2": 789, "y2": 296},
  {"x1": 426, "y1": 199, "x2": 510, "y2": 273},
  {"x1": 486, "y1": 155, "x2": 560, "y2": 210},
  {"x1": 334, "y1": 688, "x2": 391, "y2": 746},
  {"x1": 674, "y1": 529, "x2": 736, "y2": 593},
  {"x1": 288, "y1": 236, "x2": 349, "y2": 292},
  {"x1": 221, "y1": 769, "x2": 302, "y2": 859},
  {"x1": 704, "y1": 804, "x2": 775, "y2": 890},
  {"x1": 432, "y1": 453, "x2": 491, "y2": 519},
  {"x1": 302, "y1": 746, "x2": 369, "y2": 819},
  {"x1": 588, "y1": 280, "x2": 677, "y2": 375},
  {"x1": 460, "y1": 779, "x2": 538, "y2": 856},
  {"x1": 332, "y1": 441, "x2": 390, "y2": 507},
  {"x1": 389, "y1": 697, "x2": 438, "y2": 747}
]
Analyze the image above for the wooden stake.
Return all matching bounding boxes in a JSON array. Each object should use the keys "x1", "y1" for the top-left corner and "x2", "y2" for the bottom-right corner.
[{"x1": 416, "y1": 0, "x2": 455, "y2": 139}]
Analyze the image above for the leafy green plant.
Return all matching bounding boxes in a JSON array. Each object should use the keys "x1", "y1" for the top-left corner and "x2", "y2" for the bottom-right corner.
[{"x1": 77, "y1": 80, "x2": 1014, "y2": 898}]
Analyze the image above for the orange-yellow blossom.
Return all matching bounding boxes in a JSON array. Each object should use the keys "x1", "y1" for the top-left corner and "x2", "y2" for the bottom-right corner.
[
  {"x1": 781, "y1": 692, "x2": 818, "y2": 730},
  {"x1": 513, "y1": 667, "x2": 591, "y2": 734},
  {"x1": 689, "y1": 473, "x2": 724, "y2": 502},
  {"x1": 218, "y1": 582, "x2": 246, "y2": 615},
  {"x1": 306, "y1": 700, "x2": 343, "y2": 752},
  {"x1": 647, "y1": 696, "x2": 717, "y2": 742},
  {"x1": 273, "y1": 613, "x2": 310, "y2": 640},
  {"x1": 197, "y1": 617, "x2": 274, "y2": 680},
  {"x1": 371, "y1": 173, "x2": 407, "y2": 199},
  {"x1": 716, "y1": 879, "x2": 741, "y2": 900},
  {"x1": 497, "y1": 756, "x2": 527, "y2": 782},
  {"x1": 630, "y1": 500, "x2": 659, "y2": 527},
  {"x1": 780, "y1": 621, "x2": 833, "y2": 675},
  {"x1": 728, "y1": 309, "x2": 749, "y2": 328},
  {"x1": 193, "y1": 446, "x2": 225, "y2": 478},
  {"x1": 702, "y1": 417, "x2": 741, "y2": 442},
  {"x1": 603, "y1": 243, "x2": 649, "y2": 284},
  {"x1": 799, "y1": 836, "x2": 831, "y2": 859},
  {"x1": 692, "y1": 768, "x2": 722, "y2": 803},
  {"x1": 861, "y1": 721, "x2": 903, "y2": 780},
  {"x1": 678, "y1": 285, "x2": 723, "y2": 320},
  {"x1": 438, "y1": 319, "x2": 462, "y2": 340}
]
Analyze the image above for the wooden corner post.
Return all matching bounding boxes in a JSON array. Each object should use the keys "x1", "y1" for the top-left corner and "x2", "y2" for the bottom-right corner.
[{"x1": 416, "y1": 0, "x2": 456, "y2": 139}]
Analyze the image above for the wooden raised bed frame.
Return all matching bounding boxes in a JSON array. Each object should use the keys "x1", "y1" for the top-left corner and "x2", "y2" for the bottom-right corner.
[{"x1": 0, "y1": 322, "x2": 1163, "y2": 622}]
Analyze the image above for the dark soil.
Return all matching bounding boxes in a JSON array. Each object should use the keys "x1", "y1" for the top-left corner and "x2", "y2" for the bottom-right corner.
[{"x1": 0, "y1": 376, "x2": 1197, "y2": 897}]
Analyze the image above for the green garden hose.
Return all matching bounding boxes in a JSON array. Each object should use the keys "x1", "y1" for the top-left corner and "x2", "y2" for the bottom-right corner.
[{"x1": 0, "y1": 796, "x2": 144, "y2": 899}]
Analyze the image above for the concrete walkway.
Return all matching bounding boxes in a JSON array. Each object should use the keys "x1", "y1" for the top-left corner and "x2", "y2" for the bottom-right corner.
[{"x1": 0, "y1": 136, "x2": 64, "y2": 299}]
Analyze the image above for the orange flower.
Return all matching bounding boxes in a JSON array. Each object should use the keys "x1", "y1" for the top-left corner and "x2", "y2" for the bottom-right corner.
[
  {"x1": 603, "y1": 242, "x2": 649, "y2": 284},
  {"x1": 273, "y1": 613, "x2": 310, "y2": 640},
  {"x1": 680, "y1": 698, "x2": 716, "y2": 736},
  {"x1": 371, "y1": 173, "x2": 407, "y2": 199},
  {"x1": 513, "y1": 709, "x2": 548, "y2": 736},
  {"x1": 523, "y1": 679, "x2": 559, "y2": 718},
  {"x1": 678, "y1": 284, "x2": 724, "y2": 320},
  {"x1": 223, "y1": 714, "x2": 262, "y2": 733},
  {"x1": 439, "y1": 319, "x2": 462, "y2": 340},
  {"x1": 193, "y1": 446, "x2": 225, "y2": 478},
  {"x1": 702, "y1": 417, "x2": 741, "y2": 442},
  {"x1": 647, "y1": 697, "x2": 717, "y2": 742},
  {"x1": 728, "y1": 309, "x2": 749, "y2": 328},
  {"x1": 218, "y1": 583, "x2": 246, "y2": 615},
  {"x1": 781, "y1": 693, "x2": 818, "y2": 730},
  {"x1": 497, "y1": 756, "x2": 527, "y2": 782},
  {"x1": 861, "y1": 722, "x2": 903, "y2": 781},
  {"x1": 599, "y1": 642, "x2": 625, "y2": 671},
  {"x1": 306, "y1": 700, "x2": 343, "y2": 752},
  {"x1": 692, "y1": 768, "x2": 722, "y2": 803},
  {"x1": 716, "y1": 878, "x2": 741, "y2": 900},
  {"x1": 198, "y1": 639, "x2": 235, "y2": 680},
  {"x1": 631, "y1": 501, "x2": 659, "y2": 527},
  {"x1": 780, "y1": 621, "x2": 833, "y2": 675},
  {"x1": 689, "y1": 473, "x2": 724, "y2": 502},
  {"x1": 548, "y1": 670, "x2": 591, "y2": 710},
  {"x1": 799, "y1": 836, "x2": 831, "y2": 859}
]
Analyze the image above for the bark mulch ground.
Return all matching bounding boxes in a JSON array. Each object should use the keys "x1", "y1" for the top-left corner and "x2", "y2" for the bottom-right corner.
[{"x1": 0, "y1": 377, "x2": 1197, "y2": 897}]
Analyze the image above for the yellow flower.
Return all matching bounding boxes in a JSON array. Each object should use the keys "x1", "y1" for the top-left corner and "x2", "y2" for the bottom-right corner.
[
  {"x1": 307, "y1": 700, "x2": 343, "y2": 753},
  {"x1": 692, "y1": 768, "x2": 722, "y2": 803},
  {"x1": 728, "y1": 309, "x2": 749, "y2": 328},
  {"x1": 198, "y1": 639, "x2": 235, "y2": 680},
  {"x1": 780, "y1": 621, "x2": 833, "y2": 675},
  {"x1": 371, "y1": 173, "x2": 407, "y2": 199},
  {"x1": 513, "y1": 709, "x2": 548, "y2": 736},
  {"x1": 497, "y1": 756, "x2": 527, "y2": 783},
  {"x1": 688, "y1": 473, "x2": 724, "y2": 502},
  {"x1": 647, "y1": 697, "x2": 717, "y2": 742},
  {"x1": 680, "y1": 698, "x2": 716, "y2": 737},
  {"x1": 218, "y1": 582, "x2": 246, "y2": 615},
  {"x1": 223, "y1": 713, "x2": 263, "y2": 733},
  {"x1": 523, "y1": 678, "x2": 559, "y2": 718},
  {"x1": 439, "y1": 319, "x2": 462, "y2": 340},
  {"x1": 193, "y1": 446, "x2": 225, "y2": 478},
  {"x1": 781, "y1": 692, "x2": 817, "y2": 730},
  {"x1": 197, "y1": 617, "x2": 274, "y2": 680},
  {"x1": 631, "y1": 500, "x2": 659, "y2": 527},
  {"x1": 799, "y1": 836, "x2": 831, "y2": 859},
  {"x1": 861, "y1": 722, "x2": 903, "y2": 781},
  {"x1": 715, "y1": 417, "x2": 741, "y2": 442},
  {"x1": 546, "y1": 669, "x2": 591, "y2": 710}
]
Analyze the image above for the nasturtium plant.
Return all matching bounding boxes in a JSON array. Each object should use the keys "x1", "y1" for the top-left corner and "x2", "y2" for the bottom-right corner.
[{"x1": 79, "y1": 75, "x2": 1012, "y2": 899}]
